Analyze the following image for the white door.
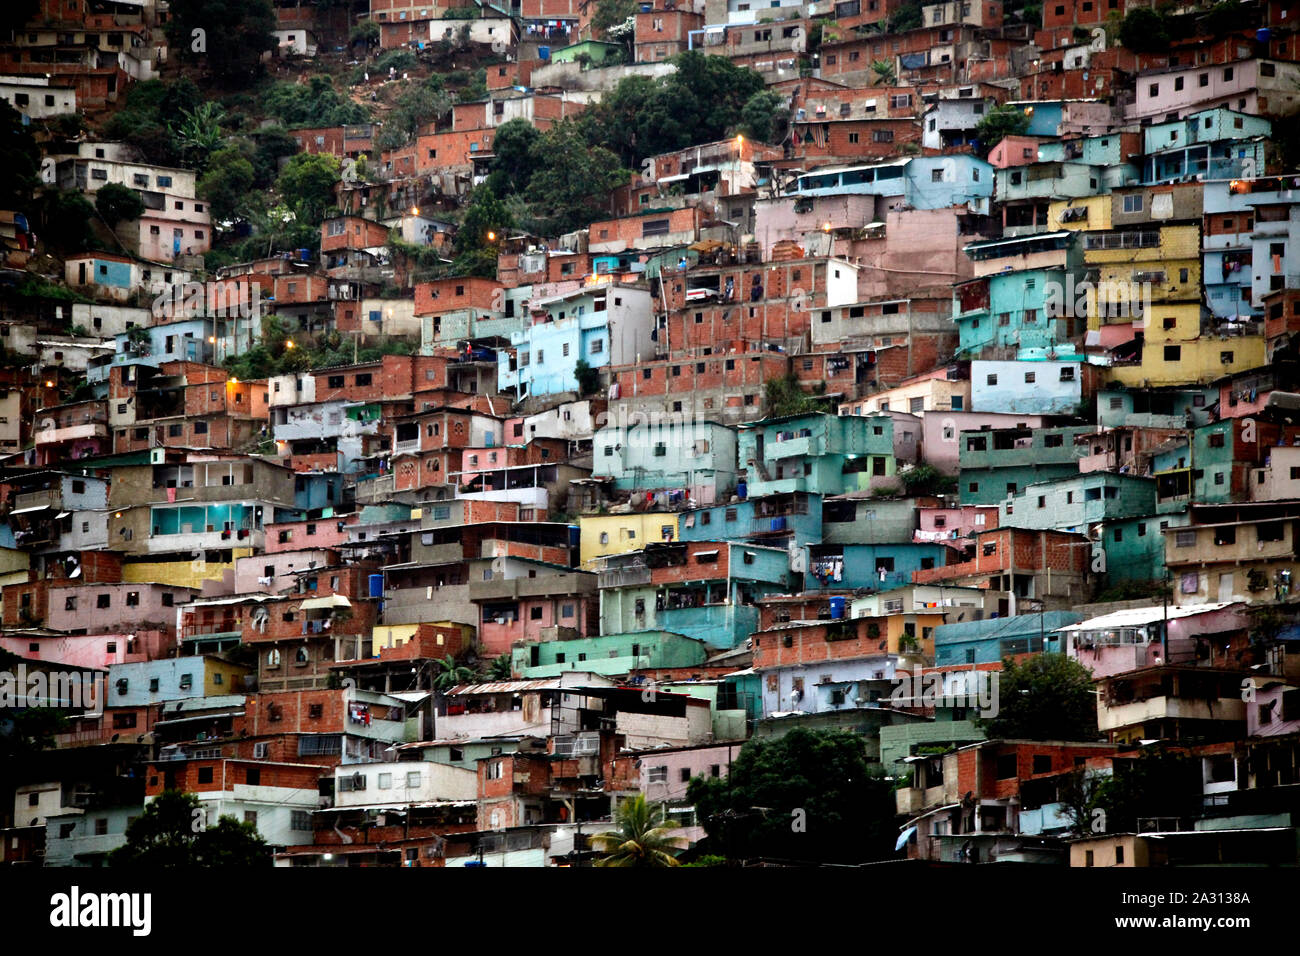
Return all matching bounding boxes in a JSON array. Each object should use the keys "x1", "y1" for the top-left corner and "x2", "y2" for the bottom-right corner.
[{"x1": 1217, "y1": 572, "x2": 1235, "y2": 603}]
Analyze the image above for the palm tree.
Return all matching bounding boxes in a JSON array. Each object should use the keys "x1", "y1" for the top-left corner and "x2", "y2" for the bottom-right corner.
[
  {"x1": 870, "y1": 59, "x2": 897, "y2": 86},
  {"x1": 487, "y1": 653, "x2": 513, "y2": 681},
  {"x1": 173, "y1": 102, "x2": 227, "y2": 171},
  {"x1": 432, "y1": 654, "x2": 477, "y2": 693},
  {"x1": 590, "y1": 794, "x2": 685, "y2": 867}
]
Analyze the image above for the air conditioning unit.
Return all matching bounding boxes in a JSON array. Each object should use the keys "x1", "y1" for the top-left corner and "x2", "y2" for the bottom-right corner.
[{"x1": 150, "y1": 447, "x2": 165, "y2": 464}]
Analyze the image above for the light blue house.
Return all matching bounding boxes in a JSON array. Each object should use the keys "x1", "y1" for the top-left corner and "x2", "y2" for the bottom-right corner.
[
  {"x1": 934, "y1": 611, "x2": 1082, "y2": 665},
  {"x1": 676, "y1": 492, "x2": 823, "y2": 550},
  {"x1": 806, "y1": 542, "x2": 948, "y2": 591},
  {"x1": 1142, "y1": 109, "x2": 1270, "y2": 185},
  {"x1": 952, "y1": 264, "x2": 1085, "y2": 355},
  {"x1": 1203, "y1": 176, "x2": 1300, "y2": 319},
  {"x1": 789, "y1": 155, "x2": 994, "y2": 211},
  {"x1": 736, "y1": 412, "x2": 895, "y2": 498},
  {"x1": 593, "y1": 417, "x2": 738, "y2": 503},
  {"x1": 498, "y1": 283, "x2": 654, "y2": 399},
  {"x1": 997, "y1": 473, "x2": 1157, "y2": 532}
]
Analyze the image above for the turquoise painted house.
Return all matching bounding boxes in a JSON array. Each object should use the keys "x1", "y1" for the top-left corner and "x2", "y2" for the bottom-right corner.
[
  {"x1": 958, "y1": 424, "x2": 1093, "y2": 505},
  {"x1": 511, "y1": 630, "x2": 710, "y2": 678},
  {"x1": 806, "y1": 542, "x2": 949, "y2": 590},
  {"x1": 933, "y1": 611, "x2": 1083, "y2": 665},
  {"x1": 676, "y1": 492, "x2": 823, "y2": 549},
  {"x1": 736, "y1": 412, "x2": 895, "y2": 499}
]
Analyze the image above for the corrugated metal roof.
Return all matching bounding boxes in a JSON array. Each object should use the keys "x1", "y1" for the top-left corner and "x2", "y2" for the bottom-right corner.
[{"x1": 1056, "y1": 602, "x2": 1240, "y2": 633}]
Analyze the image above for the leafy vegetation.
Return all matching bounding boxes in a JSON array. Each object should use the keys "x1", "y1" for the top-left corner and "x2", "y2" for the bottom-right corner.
[
  {"x1": 109, "y1": 789, "x2": 271, "y2": 867},
  {"x1": 975, "y1": 103, "x2": 1032, "y2": 155},
  {"x1": 582, "y1": 51, "x2": 776, "y2": 166},
  {"x1": 590, "y1": 794, "x2": 685, "y2": 866},
  {"x1": 974, "y1": 654, "x2": 1101, "y2": 742},
  {"x1": 689, "y1": 729, "x2": 897, "y2": 864},
  {"x1": 763, "y1": 373, "x2": 830, "y2": 417},
  {"x1": 94, "y1": 183, "x2": 146, "y2": 228},
  {"x1": 164, "y1": 0, "x2": 277, "y2": 87}
]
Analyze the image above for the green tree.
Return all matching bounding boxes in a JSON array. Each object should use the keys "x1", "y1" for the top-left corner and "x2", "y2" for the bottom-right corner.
[
  {"x1": 689, "y1": 729, "x2": 897, "y2": 864},
  {"x1": 591, "y1": 0, "x2": 637, "y2": 37},
  {"x1": 173, "y1": 101, "x2": 227, "y2": 170},
  {"x1": 0, "y1": 101, "x2": 40, "y2": 209},
  {"x1": 974, "y1": 103, "x2": 1031, "y2": 155},
  {"x1": 103, "y1": 79, "x2": 202, "y2": 167},
  {"x1": 350, "y1": 19, "x2": 380, "y2": 50},
  {"x1": 432, "y1": 654, "x2": 477, "y2": 692},
  {"x1": 870, "y1": 59, "x2": 897, "y2": 85},
  {"x1": 763, "y1": 374, "x2": 828, "y2": 417},
  {"x1": 574, "y1": 358, "x2": 602, "y2": 396},
  {"x1": 488, "y1": 118, "x2": 541, "y2": 193},
  {"x1": 451, "y1": 186, "x2": 512, "y2": 277},
  {"x1": 109, "y1": 789, "x2": 271, "y2": 867},
  {"x1": 250, "y1": 126, "x2": 300, "y2": 188},
  {"x1": 487, "y1": 653, "x2": 513, "y2": 680},
  {"x1": 585, "y1": 53, "x2": 767, "y2": 165},
  {"x1": 526, "y1": 122, "x2": 627, "y2": 233},
  {"x1": 94, "y1": 182, "x2": 146, "y2": 228},
  {"x1": 375, "y1": 76, "x2": 453, "y2": 149},
  {"x1": 262, "y1": 77, "x2": 370, "y2": 128},
  {"x1": 165, "y1": 0, "x2": 276, "y2": 85},
  {"x1": 1117, "y1": 6, "x2": 1170, "y2": 53},
  {"x1": 199, "y1": 147, "x2": 257, "y2": 223},
  {"x1": 974, "y1": 653, "x2": 1101, "y2": 742},
  {"x1": 897, "y1": 463, "x2": 957, "y2": 497},
  {"x1": 591, "y1": 794, "x2": 685, "y2": 866},
  {"x1": 1060, "y1": 746, "x2": 1203, "y2": 837},
  {"x1": 41, "y1": 191, "x2": 97, "y2": 251},
  {"x1": 738, "y1": 90, "x2": 788, "y2": 144},
  {"x1": 276, "y1": 152, "x2": 341, "y2": 226}
]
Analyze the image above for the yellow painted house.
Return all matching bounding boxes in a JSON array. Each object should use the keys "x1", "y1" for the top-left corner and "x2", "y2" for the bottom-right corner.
[
  {"x1": 577, "y1": 512, "x2": 678, "y2": 570},
  {"x1": 122, "y1": 550, "x2": 254, "y2": 590},
  {"x1": 371, "y1": 621, "x2": 475, "y2": 655}
]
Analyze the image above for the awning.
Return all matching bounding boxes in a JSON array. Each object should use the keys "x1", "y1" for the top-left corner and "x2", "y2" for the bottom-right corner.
[
  {"x1": 152, "y1": 710, "x2": 245, "y2": 727},
  {"x1": 299, "y1": 594, "x2": 352, "y2": 611},
  {"x1": 895, "y1": 825, "x2": 918, "y2": 851},
  {"x1": 9, "y1": 504, "x2": 52, "y2": 515}
]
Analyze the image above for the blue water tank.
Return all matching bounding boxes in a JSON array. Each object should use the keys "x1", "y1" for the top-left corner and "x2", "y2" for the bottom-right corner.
[
  {"x1": 771, "y1": 516, "x2": 786, "y2": 532},
  {"x1": 1257, "y1": 27, "x2": 1271, "y2": 43},
  {"x1": 298, "y1": 248, "x2": 310, "y2": 262},
  {"x1": 736, "y1": 480, "x2": 748, "y2": 500},
  {"x1": 539, "y1": 45, "x2": 550, "y2": 60},
  {"x1": 368, "y1": 574, "x2": 384, "y2": 598},
  {"x1": 569, "y1": 524, "x2": 580, "y2": 547},
  {"x1": 829, "y1": 596, "x2": 846, "y2": 619}
]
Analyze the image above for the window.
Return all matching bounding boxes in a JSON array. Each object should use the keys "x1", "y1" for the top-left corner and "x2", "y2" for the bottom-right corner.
[
  {"x1": 1164, "y1": 345, "x2": 1181, "y2": 362},
  {"x1": 648, "y1": 766, "x2": 668, "y2": 783},
  {"x1": 197, "y1": 767, "x2": 214, "y2": 784},
  {"x1": 1122, "y1": 194, "x2": 1143, "y2": 213},
  {"x1": 97, "y1": 594, "x2": 111, "y2": 609}
]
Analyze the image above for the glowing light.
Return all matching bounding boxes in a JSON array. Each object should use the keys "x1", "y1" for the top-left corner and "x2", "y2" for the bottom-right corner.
[
  {"x1": 412, "y1": 206, "x2": 419, "y2": 215},
  {"x1": 285, "y1": 340, "x2": 295, "y2": 349},
  {"x1": 229, "y1": 377, "x2": 239, "y2": 384},
  {"x1": 487, "y1": 231, "x2": 496, "y2": 241},
  {"x1": 44, "y1": 380, "x2": 55, "y2": 387},
  {"x1": 208, "y1": 336, "x2": 216, "y2": 344}
]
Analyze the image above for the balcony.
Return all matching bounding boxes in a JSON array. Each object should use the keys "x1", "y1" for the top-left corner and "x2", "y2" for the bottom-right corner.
[
  {"x1": 1017, "y1": 802, "x2": 1072, "y2": 835},
  {"x1": 146, "y1": 529, "x2": 265, "y2": 553},
  {"x1": 598, "y1": 565, "x2": 651, "y2": 589},
  {"x1": 35, "y1": 422, "x2": 109, "y2": 446},
  {"x1": 12, "y1": 488, "x2": 63, "y2": 513},
  {"x1": 469, "y1": 573, "x2": 595, "y2": 603},
  {"x1": 1098, "y1": 695, "x2": 1245, "y2": 732}
]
